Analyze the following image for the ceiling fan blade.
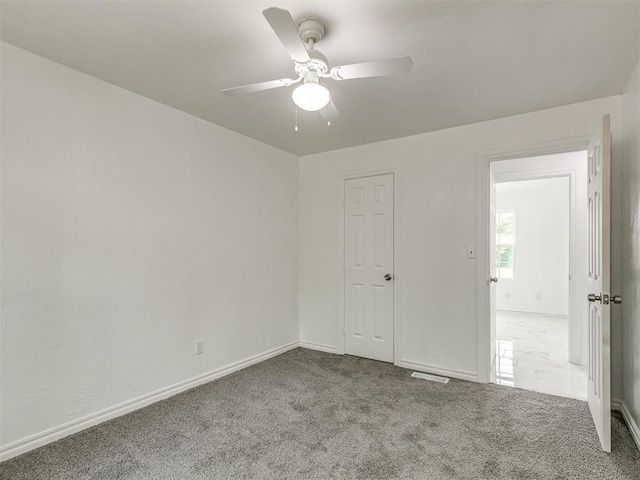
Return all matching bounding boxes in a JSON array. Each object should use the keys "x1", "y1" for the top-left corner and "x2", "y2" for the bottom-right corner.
[
  {"x1": 330, "y1": 57, "x2": 413, "y2": 80},
  {"x1": 319, "y1": 99, "x2": 340, "y2": 125},
  {"x1": 263, "y1": 7, "x2": 311, "y2": 64},
  {"x1": 222, "y1": 78, "x2": 295, "y2": 96}
]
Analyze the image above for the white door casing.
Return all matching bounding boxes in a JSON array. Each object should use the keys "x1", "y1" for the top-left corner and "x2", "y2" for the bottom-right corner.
[
  {"x1": 587, "y1": 114, "x2": 612, "y2": 452},
  {"x1": 344, "y1": 174, "x2": 394, "y2": 363},
  {"x1": 489, "y1": 171, "x2": 498, "y2": 382}
]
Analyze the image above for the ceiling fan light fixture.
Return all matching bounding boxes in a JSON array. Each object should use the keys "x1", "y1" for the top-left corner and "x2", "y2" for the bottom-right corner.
[
  {"x1": 292, "y1": 80, "x2": 330, "y2": 112},
  {"x1": 223, "y1": 7, "x2": 414, "y2": 125}
]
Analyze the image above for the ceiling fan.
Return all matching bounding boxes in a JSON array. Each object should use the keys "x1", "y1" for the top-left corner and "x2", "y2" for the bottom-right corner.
[{"x1": 222, "y1": 7, "x2": 414, "y2": 124}]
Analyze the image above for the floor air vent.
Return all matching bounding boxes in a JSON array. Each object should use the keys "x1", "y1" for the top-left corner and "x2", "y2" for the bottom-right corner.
[{"x1": 411, "y1": 372, "x2": 450, "y2": 384}]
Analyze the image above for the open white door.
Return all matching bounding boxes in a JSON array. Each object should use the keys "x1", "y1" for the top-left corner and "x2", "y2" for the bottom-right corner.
[
  {"x1": 587, "y1": 114, "x2": 619, "y2": 452},
  {"x1": 489, "y1": 171, "x2": 498, "y2": 382}
]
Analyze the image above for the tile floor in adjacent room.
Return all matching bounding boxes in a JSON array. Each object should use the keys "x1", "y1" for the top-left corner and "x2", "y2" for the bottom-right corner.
[{"x1": 495, "y1": 310, "x2": 588, "y2": 400}]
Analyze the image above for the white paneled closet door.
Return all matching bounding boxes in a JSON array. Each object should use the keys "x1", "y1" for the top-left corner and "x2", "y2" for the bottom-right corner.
[{"x1": 344, "y1": 174, "x2": 394, "y2": 363}]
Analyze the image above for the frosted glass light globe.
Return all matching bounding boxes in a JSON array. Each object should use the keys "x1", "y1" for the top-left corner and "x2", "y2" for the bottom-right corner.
[{"x1": 292, "y1": 82, "x2": 330, "y2": 112}]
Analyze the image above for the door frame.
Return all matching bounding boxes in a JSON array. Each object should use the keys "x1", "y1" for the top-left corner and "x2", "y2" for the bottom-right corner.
[
  {"x1": 476, "y1": 135, "x2": 591, "y2": 383},
  {"x1": 493, "y1": 164, "x2": 587, "y2": 366},
  {"x1": 337, "y1": 165, "x2": 402, "y2": 365}
]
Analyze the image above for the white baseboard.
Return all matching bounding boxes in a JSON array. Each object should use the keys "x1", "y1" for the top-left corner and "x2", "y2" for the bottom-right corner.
[
  {"x1": 399, "y1": 359, "x2": 478, "y2": 383},
  {"x1": 298, "y1": 340, "x2": 338, "y2": 354},
  {"x1": 0, "y1": 341, "x2": 299, "y2": 462},
  {"x1": 612, "y1": 398, "x2": 640, "y2": 452},
  {"x1": 299, "y1": 346, "x2": 478, "y2": 383}
]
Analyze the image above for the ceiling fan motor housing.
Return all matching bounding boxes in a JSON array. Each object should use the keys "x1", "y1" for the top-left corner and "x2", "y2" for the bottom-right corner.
[{"x1": 298, "y1": 19, "x2": 325, "y2": 45}]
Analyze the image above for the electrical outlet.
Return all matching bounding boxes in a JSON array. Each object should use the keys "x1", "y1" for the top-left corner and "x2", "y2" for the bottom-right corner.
[
  {"x1": 535, "y1": 292, "x2": 542, "y2": 301},
  {"x1": 196, "y1": 340, "x2": 204, "y2": 355},
  {"x1": 505, "y1": 292, "x2": 510, "y2": 299}
]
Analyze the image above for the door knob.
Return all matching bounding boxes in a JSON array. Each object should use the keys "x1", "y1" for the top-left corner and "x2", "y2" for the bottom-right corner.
[
  {"x1": 588, "y1": 293, "x2": 602, "y2": 303},
  {"x1": 611, "y1": 295, "x2": 623, "y2": 304},
  {"x1": 489, "y1": 277, "x2": 498, "y2": 283},
  {"x1": 384, "y1": 273, "x2": 393, "y2": 281}
]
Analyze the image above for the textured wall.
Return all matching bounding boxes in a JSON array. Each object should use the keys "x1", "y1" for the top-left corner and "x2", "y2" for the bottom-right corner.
[
  {"x1": 621, "y1": 59, "x2": 640, "y2": 441},
  {"x1": 1, "y1": 43, "x2": 299, "y2": 448}
]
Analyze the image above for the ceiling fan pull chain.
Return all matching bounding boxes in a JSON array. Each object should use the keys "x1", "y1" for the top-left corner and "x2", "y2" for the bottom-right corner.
[{"x1": 294, "y1": 105, "x2": 299, "y2": 132}]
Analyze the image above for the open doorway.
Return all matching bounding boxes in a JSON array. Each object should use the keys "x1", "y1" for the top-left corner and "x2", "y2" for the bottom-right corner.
[{"x1": 490, "y1": 151, "x2": 588, "y2": 400}]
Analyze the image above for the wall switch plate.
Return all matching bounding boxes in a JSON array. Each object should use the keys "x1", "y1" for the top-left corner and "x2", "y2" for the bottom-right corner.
[
  {"x1": 196, "y1": 340, "x2": 204, "y2": 355},
  {"x1": 467, "y1": 246, "x2": 476, "y2": 259},
  {"x1": 505, "y1": 292, "x2": 510, "y2": 299}
]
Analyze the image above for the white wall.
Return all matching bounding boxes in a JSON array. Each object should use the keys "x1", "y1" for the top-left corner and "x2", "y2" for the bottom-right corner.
[
  {"x1": 621, "y1": 57, "x2": 640, "y2": 445},
  {"x1": 0, "y1": 43, "x2": 299, "y2": 453},
  {"x1": 495, "y1": 177, "x2": 570, "y2": 315},
  {"x1": 299, "y1": 95, "x2": 623, "y2": 389}
]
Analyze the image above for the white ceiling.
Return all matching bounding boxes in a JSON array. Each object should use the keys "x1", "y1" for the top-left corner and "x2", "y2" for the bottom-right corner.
[{"x1": 2, "y1": 1, "x2": 638, "y2": 156}]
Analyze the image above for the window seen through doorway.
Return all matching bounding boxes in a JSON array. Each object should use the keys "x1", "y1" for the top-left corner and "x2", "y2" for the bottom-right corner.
[{"x1": 496, "y1": 211, "x2": 515, "y2": 279}]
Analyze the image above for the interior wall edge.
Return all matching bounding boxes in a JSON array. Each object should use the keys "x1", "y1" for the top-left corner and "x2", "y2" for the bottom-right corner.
[{"x1": 0, "y1": 341, "x2": 299, "y2": 462}]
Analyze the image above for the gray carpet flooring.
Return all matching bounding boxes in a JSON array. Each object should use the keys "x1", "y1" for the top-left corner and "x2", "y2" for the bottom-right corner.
[{"x1": 2, "y1": 348, "x2": 639, "y2": 479}]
